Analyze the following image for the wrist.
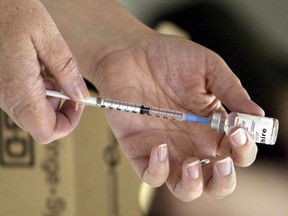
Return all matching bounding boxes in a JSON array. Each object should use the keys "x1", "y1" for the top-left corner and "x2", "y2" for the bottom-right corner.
[{"x1": 41, "y1": 0, "x2": 156, "y2": 82}]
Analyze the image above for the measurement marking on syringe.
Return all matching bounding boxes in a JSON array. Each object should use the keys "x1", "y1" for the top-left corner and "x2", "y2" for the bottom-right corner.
[{"x1": 46, "y1": 90, "x2": 211, "y2": 124}]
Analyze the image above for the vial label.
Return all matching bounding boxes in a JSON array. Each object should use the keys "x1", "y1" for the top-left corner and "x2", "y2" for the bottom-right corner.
[{"x1": 234, "y1": 113, "x2": 275, "y2": 144}]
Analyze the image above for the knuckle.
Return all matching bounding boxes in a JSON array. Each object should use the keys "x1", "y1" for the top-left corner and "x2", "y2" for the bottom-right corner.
[
  {"x1": 3, "y1": 89, "x2": 56, "y2": 144},
  {"x1": 54, "y1": 56, "x2": 78, "y2": 78},
  {"x1": 11, "y1": 92, "x2": 41, "y2": 120},
  {"x1": 30, "y1": 124, "x2": 55, "y2": 144}
]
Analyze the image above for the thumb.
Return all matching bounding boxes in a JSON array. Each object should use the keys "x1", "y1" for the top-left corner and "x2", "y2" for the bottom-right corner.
[
  {"x1": 32, "y1": 8, "x2": 89, "y2": 101},
  {"x1": 206, "y1": 55, "x2": 264, "y2": 116}
]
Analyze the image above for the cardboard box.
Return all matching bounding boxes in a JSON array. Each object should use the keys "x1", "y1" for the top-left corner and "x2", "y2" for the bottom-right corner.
[{"x1": 0, "y1": 107, "x2": 142, "y2": 216}]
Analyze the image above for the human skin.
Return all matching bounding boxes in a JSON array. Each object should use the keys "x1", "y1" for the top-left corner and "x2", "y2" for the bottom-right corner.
[
  {"x1": 0, "y1": 0, "x2": 90, "y2": 143},
  {"x1": 4, "y1": 0, "x2": 264, "y2": 201}
]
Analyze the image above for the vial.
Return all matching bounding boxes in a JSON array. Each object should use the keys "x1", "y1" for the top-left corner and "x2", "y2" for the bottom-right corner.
[{"x1": 211, "y1": 112, "x2": 279, "y2": 145}]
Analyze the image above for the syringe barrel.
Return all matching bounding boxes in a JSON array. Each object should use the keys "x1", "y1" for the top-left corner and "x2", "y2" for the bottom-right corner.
[
  {"x1": 148, "y1": 107, "x2": 185, "y2": 121},
  {"x1": 94, "y1": 97, "x2": 141, "y2": 113},
  {"x1": 95, "y1": 97, "x2": 185, "y2": 121}
]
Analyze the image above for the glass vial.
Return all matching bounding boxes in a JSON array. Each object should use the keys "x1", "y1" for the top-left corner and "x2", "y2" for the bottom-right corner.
[{"x1": 211, "y1": 112, "x2": 279, "y2": 145}]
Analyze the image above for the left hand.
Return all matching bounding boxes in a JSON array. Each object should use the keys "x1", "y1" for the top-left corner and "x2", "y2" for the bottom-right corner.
[{"x1": 89, "y1": 33, "x2": 264, "y2": 201}]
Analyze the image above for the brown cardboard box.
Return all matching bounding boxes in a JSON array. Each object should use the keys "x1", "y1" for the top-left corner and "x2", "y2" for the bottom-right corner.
[{"x1": 0, "y1": 106, "x2": 142, "y2": 216}]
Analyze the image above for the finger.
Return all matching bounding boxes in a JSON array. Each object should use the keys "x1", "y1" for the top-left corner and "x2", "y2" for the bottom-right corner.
[
  {"x1": 53, "y1": 100, "x2": 85, "y2": 139},
  {"x1": 44, "y1": 79, "x2": 61, "y2": 111},
  {"x1": 13, "y1": 92, "x2": 84, "y2": 144},
  {"x1": 204, "y1": 156, "x2": 236, "y2": 199},
  {"x1": 142, "y1": 144, "x2": 169, "y2": 187},
  {"x1": 170, "y1": 158, "x2": 203, "y2": 202},
  {"x1": 229, "y1": 128, "x2": 258, "y2": 167},
  {"x1": 31, "y1": 4, "x2": 90, "y2": 101},
  {"x1": 206, "y1": 53, "x2": 264, "y2": 116},
  {"x1": 0, "y1": 1, "x2": 85, "y2": 144}
]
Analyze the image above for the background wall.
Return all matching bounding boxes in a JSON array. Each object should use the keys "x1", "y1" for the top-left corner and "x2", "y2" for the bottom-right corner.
[{"x1": 118, "y1": 0, "x2": 288, "y2": 58}]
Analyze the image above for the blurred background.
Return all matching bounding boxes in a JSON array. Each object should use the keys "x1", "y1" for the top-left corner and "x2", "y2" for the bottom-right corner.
[{"x1": 0, "y1": 0, "x2": 287, "y2": 216}]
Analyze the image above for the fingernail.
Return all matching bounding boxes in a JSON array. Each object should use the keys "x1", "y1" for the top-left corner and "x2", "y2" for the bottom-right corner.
[
  {"x1": 157, "y1": 144, "x2": 168, "y2": 162},
  {"x1": 231, "y1": 128, "x2": 247, "y2": 145},
  {"x1": 75, "y1": 103, "x2": 85, "y2": 111},
  {"x1": 75, "y1": 103, "x2": 80, "y2": 111},
  {"x1": 216, "y1": 157, "x2": 232, "y2": 176},
  {"x1": 72, "y1": 75, "x2": 90, "y2": 100},
  {"x1": 186, "y1": 161, "x2": 200, "y2": 180}
]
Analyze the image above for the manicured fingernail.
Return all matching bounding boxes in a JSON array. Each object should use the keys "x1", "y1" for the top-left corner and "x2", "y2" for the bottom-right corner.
[
  {"x1": 72, "y1": 75, "x2": 90, "y2": 100},
  {"x1": 186, "y1": 161, "x2": 200, "y2": 180},
  {"x1": 157, "y1": 144, "x2": 168, "y2": 162},
  {"x1": 216, "y1": 157, "x2": 232, "y2": 176},
  {"x1": 231, "y1": 128, "x2": 247, "y2": 145}
]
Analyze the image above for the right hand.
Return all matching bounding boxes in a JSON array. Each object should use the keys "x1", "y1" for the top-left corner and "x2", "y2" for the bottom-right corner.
[{"x1": 0, "y1": 0, "x2": 89, "y2": 143}]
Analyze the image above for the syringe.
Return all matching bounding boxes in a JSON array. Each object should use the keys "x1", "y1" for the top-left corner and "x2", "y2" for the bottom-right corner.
[{"x1": 46, "y1": 90, "x2": 211, "y2": 124}]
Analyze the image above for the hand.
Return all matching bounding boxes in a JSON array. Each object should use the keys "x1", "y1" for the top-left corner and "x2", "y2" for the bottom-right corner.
[
  {"x1": 0, "y1": 0, "x2": 89, "y2": 143},
  {"x1": 39, "y1": 0, "x2": 264, "y2": 201},
  {"x1": 91, "y1": 33, "x2": 264, "y2": 201}
]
